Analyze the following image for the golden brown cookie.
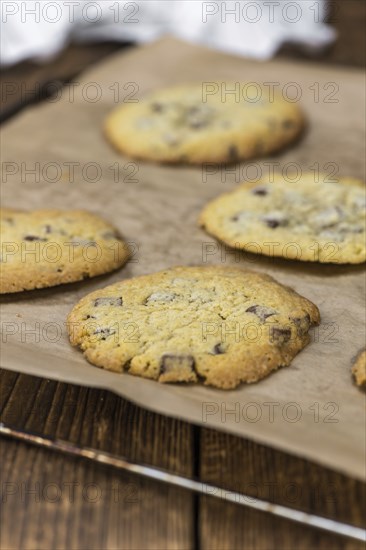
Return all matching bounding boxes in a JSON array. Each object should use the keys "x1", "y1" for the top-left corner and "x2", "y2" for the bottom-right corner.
[
  {"x1": 199, "y1": 173, "x2": 366, "y2": 264},
  {"x1": 0, "y1": 208, "x2": 130, "y2": 293},
  {"x1": 105, "y1": 83, "x2": 304, "y2": 164},
  {"x1": 67, "y1": 266, "x2": 320, "y2": 389}
]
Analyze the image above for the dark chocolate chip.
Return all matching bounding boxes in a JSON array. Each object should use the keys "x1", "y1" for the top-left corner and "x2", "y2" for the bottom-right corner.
[
  {"x1": 291, "y1": 314, "x2": 311, "y2": 336},
  {"x1": 270, "y1": 327, "x2": 292, "y2": 343},
  {"x1": 93, "y1": 327, "x2": 115, "y2": 340},
  {"x1": 263, "y1": 215, "x2": 288, "y2": 229},
  {"x1": 24, "y1": 236, "x2": 47, "y2": 242},
  {"x1": 160, "y1": 354, "x2": 195, "y2": 375},
  {"x1": 189, "y1": 120, "x2": 208, "y2": 129},
  {"x1": 228, "y1": 145, "x2": 239, "y2": 161},
  {"x1": 151, "y1": 102, "x2": 164, "y2": 112},
  {"x1": 292, "y1": 314, "x2": 310, "y2": 325},
  {"x1": 122, "y1": 358, "x2": 132, "y2": 370},
  {"x1": 252, "y1": 186, "x2": 268, "y2": 196},
  {"x1": 86, "y1": 315, "x2": 96, "y2": 320},
  {"x1": 283, "y1": 119, "x2": 295, "y2": 129},
  {"x1": 212, "y1": 343, "x2": 225, "y2": 355},
  {"x1": 266, "y1": 219, "x2": 280, "y2": 229},
  {"x1": 44, "y1": 225, "x2": 52, "y2": 234},
  {"x1": 246, "y1": 305, "x2": 277, "y2": 323},
  {"x1": 94, "y1": 297, "x2": 123, "y2": 307}
]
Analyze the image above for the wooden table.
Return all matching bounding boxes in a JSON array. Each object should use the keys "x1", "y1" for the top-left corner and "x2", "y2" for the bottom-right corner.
[
  {"x1": 1, "y1": 28, "x2": 365, "y2": 550},
  {"x1": 1, "y1": 368, "x2": 365, "y2": 550}
]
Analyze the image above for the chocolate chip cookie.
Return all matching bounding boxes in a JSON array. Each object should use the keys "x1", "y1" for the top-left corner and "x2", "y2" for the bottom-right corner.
[
  {"x1": 0, "y1": 208, "x2": 130, "y2": 293},
  {"x1": 105, "y1": 83, "x2": 304, "y2": 164},
  {"x1": 199, "y1": 173, "x2": 366, "y2": 263},
  {"x1": 352, "y1": 350, "x2": 366, "y2": 388},
  {"x1": 67, "y1": 266, "x2": 320, "y2": 389}
]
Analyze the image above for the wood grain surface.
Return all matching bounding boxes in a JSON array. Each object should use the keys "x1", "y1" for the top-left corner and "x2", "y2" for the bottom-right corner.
[
  {"x1": 1, "y1": 369, "x2": 365, "y2": 550},
  {"x1": 199, "y1": 428, "x2": 366, "y2": 550},
  {"x1": 0, "y1": 43, "x2": 127, "y2": 123},
  {"x1": 278, "y1": 0, "x2": 365, "y2": 68},
  {"x1": 0, "y1": 369, "x2": 196, "y2": 550}
]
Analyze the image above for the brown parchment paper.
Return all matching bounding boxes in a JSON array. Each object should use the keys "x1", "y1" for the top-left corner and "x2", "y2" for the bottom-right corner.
[{"x1": 1, "y1": 38, "x2": 365, "y2": 480}]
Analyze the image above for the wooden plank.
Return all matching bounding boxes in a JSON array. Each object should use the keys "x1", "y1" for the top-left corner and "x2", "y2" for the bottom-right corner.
[
  {"x1": 326, "y1": 0, "x2": 366, "y2": 67},
  {"x1": 0, "y1": 369, "x2": 195, "y2": 550},
  {"x1": 0, "y1": 42, "x2": 126, "y2": 123},
  {"x1": 269, "y1": 0, "x2": 365, "y2": 68},
  {"x1": 199, "y1": 428, "x2": 366, "y2": 550}
]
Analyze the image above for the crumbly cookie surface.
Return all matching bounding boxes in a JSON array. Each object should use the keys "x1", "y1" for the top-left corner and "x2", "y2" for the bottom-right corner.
[
  {"x1": 105, "y1": 83, "x2": 304, "y2": 164},
  {"x1": 352, "y1": 350, "x2": 366, "y2": 388},
  {"x1": 200, "y1": 173, "x2": 366, "y2": 264},
  {"x1": 0, "y1": 208, "x2": 130, "y2": 293},
  {"x1": 68, "y1": 266, "x2": 320, "y2": 389}
]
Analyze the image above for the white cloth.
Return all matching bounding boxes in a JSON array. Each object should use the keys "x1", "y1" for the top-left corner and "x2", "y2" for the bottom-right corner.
[{"x1": 1, "y1": 1, "x2": 336, "y2": 67}]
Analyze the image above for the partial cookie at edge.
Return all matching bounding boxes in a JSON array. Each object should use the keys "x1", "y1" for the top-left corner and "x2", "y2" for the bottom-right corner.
[
  {"x1": 352, "y1": 350, "x2": 366, "y2": 388},
  {"x1": 0, "y1": 208, "x2": 130, "y2": 293},
  {"x1": 199, "y1": 173, "x2": 366, "y2": 264}
]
